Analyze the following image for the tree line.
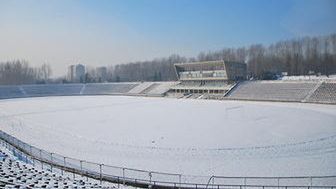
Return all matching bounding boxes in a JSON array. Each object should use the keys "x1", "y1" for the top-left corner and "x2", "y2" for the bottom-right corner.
[
  {"x1": 109, "y1": 33, "x2": 336, "y2": 81},
  {"x1": 1, "y1": 33, "x2": 336, "y2": 84},
  {"x1": 0, "y1": 60, "x2": 52, "y2": 85}
]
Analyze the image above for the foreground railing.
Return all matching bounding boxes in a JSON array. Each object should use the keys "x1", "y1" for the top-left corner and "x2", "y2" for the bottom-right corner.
[
  {"x1": 205, "y1": 176, "x2": 336, "y2": 189},
  {"x1": 0, "y1": 130, "x2": 335, "y2": 189}
]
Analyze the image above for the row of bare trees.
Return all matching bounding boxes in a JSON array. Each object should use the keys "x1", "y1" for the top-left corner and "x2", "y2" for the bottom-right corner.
[
  {"x1": 198, "y1": 34, "x2": 336, "y2": 78},
  {"x1": 0, "y1": 60, "x2": 52, "y2": 85},
  {"x1": 105, "y1": 54, "x2": 188, "y2": 82},
  {"x1": 109, "y1": 33, "x2": 336, "y2": 81}
]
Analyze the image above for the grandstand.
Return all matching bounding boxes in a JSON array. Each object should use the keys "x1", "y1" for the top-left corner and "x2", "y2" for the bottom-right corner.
[
  {"x1": 126, "y1": 82, "x2": 178, "y2": 96},
  {"x1": 223, "y1": 80, "x2": 336, "y2": 104},
  {"x1": 0, "y1": 85, "x2": 25, "y2": 99},
  {"x1": 226, "y1": 81, "x2": 319, "y2": 102},
  {"x1": 145, "y1": 82, "x2": 178, "y2": 96},
  {"x1": 169, "y1": 60, "x2": 247, "y2": 98},
  {"x1": 0, "y1": 146, "x2": 113, "y2": 188},
  {"x1": 0, "y1": 82, "x2": 178, "y2": 100},
  {"x1": 127, "y1": 82, "x2": 154, "y2": 94},
  {"x1": 0, "y1": 80, "x2": 336, "y2": 104},
  {"x1": 82, "y1": 83, "x2": 138, "y2": 95},
  {"x1": 306, "y1": 82, "x2": 336, "y2": 104},
  {"x1": 22, "y1": 84, "x2": 83, "y2": 97}
]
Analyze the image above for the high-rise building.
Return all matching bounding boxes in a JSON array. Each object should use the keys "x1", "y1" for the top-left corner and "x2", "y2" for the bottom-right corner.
[{"x1": 67, "y1": 64, "x2": 86, "y2": 82}]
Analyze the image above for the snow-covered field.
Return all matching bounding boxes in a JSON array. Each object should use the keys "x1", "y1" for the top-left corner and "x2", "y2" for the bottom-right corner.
[{"x1": 0, "y1": 96, "x2": 335, "y2": 177}]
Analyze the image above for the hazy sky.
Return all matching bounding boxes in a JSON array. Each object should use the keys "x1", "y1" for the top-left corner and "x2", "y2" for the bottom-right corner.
[{"x1": 0, "y1": 0, "x2": 335, "y2": 77}]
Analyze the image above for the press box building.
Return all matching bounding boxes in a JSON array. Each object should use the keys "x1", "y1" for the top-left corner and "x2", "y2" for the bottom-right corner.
[{"x1": 170, "y1": 60, "x2": 247, "y2": 94}]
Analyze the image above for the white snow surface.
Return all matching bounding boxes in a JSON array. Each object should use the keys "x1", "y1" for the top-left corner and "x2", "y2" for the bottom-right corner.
[{"x1": 0, "y1": 96, "x2": 335, "y2": 177}]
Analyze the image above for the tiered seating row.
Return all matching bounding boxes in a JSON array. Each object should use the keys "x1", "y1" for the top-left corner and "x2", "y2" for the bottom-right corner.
[
  {"x1": 1, "y1": 81, "x2": 335, "y2": 104},
  {"x1": 82, "y1": 83, "x2": 138, "y2": 95},
  {"x1": 0, "y1": 86, "x2": 24, "y2": 99},
  {"x1": 22, "y1": 84, "x2": 84, "y2": 97},
  {"x1": 0, "y1": 148, "x2": 114, "y2": 188},
  {"x1": 146, "y1": 82, "x2": 179, "y2": 95},
  {"x1": 306, "y1": 82, "x2": 336, "y2": 104},
  {"x1": 127, "y1": 82, "x2": 154, "y2": 94},
  {"x1": 172, "y1": 81, "x2": 232, "y2": 90},
  {"x1": 0, "y1": 82, "x2": 175, "y2": 99},
  {"x1": 227, "y1": 81, "x2": 319, "y2": 102}
]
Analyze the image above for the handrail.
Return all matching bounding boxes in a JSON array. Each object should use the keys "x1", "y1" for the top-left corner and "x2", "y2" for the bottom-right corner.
[
  {"x1": 205, "y1": 175, "x2": 215, "y2": 189},
  {"x1": 205, "y1": 175, "x2": 336, "y2": 189},
  {"x1": 1, "y1": 130, "x2": 335, "y2": 189},
  {"x1": 207, "y1": 175, "x2": 336, "y2": 179}
]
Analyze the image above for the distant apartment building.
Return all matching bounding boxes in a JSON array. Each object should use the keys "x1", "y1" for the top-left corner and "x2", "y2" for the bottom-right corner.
[{"x1": 67, "y1": 64, "x2": 86, "y2": 82}]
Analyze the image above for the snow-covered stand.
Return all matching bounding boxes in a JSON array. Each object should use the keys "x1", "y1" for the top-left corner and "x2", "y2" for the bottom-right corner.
[
  {"x1": 1, "y1": 81, "x2": 335, "y2": 104},
  {"x1": 0, "y1": 137, "x2": 115, "y2": 188},
  {"x1": 0, "y1": 85, "x2": 25, "y2": 99},
  {"x1": 226, "y1": 81, "x2": 336, "y2": 104},
  {"x1": 307, "y1": 82, "x2": 336, "y2": 104},
  {"x1": 0, "y1": 130, "x2": 335, "y2": 189},
  {"x1": 22, "y1": 84, "x2": 84, "y2": 97},
  {"x1": 0, "y1": 82, "x2": 177, "y2": 100}
]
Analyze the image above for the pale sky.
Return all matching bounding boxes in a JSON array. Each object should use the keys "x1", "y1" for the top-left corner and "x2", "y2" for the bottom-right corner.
[{"x1": 0, "y1": 0, "x2": 335, "y2": 77}]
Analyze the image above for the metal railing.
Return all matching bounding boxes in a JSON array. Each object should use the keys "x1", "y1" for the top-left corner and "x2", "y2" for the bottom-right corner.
[
  {"x1": 0, "y1": 130, "x2": 335, "y2": 189},
  {"x1": 205, "y1": 176, "x2": 336, "y2": 189}
]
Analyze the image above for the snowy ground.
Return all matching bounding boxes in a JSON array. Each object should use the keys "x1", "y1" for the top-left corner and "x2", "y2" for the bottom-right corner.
[{"x1": 0, "y1": 96, "x2": 335, "y2": 178}]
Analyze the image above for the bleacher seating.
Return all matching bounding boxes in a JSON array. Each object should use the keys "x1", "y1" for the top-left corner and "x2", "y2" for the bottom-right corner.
[
  {"x1": 202, "y1": 93, "x2": 225, "y2": 100},
  {"x1": 165, "y1": 92, "x2": 184, "y2": 98},
  {"x1": 178, "y1": 81, "x2": 202, "y2": 88},
  {"x1": 173, "y1": 81, "x2": 232, "y2": 90},
  {"x1": 0, "y1": 81, "x2": 335, "y2": 104},
  {"x1": 22, "y1": 84, "x2": 83, "y2": 97},
  {"x1": 0, "y1": 148, "x2": 114, "y2": 188},
  {"x1": 227, "y1": 81, "x2": 318, "y2": 102},
  {"x1": 0, "y1": 86, "x2": 24, "y2": 99},
  {"x1": 139, "y1": 83, "x2": 160, "y2": 94},
  {"x1": 306, "y1": 82, "x2": 336, "y2": 104},
  {"x1": 127, "y1": 82, "x2": 178, "y2": 96},
  {"x1": 81, "y1": 83, "x2": 138, "y2": 95},
  {"x1": 146, "y1": 82, "x2": 179, "y2": 95},
  {"x1": 202, "y1": 81, "x2": 232, "y2": 89},
  {"x1": 0, "y1": 82, "x2": 177, "y2": 99},
  {"x1": 127, "y1": 82, "x2": 152, "y2": 94}
]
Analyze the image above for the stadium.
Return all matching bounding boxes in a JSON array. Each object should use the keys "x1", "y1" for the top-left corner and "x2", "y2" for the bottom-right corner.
[{"x1": 0, "y1": 60, "x2": 336, "y2": 188}]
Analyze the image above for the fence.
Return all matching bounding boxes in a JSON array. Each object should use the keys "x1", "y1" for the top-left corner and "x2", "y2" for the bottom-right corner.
[{"x1": 0, "y1": 130, "x2": 335, "y2": 189}]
